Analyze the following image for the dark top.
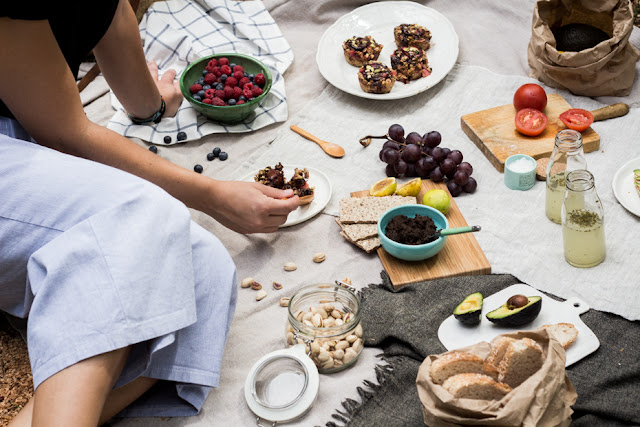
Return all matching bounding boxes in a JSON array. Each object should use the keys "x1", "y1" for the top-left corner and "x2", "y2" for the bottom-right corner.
[{"x1": 0, "y1": 1, "x2": 120, "y2": 119}]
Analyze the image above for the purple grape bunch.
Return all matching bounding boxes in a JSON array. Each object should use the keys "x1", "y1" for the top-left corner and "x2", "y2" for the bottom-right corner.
[{"x1": 378, "y1": 124, "x2": 477, "y2": 197}]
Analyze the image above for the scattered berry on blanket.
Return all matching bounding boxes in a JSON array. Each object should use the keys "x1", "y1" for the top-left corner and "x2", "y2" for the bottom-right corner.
[
  {"x1": 225, "y1": 77, "x2": 238, "y2": 87},
  {"x1": 211, "y1": 97, "x2": 225, "y2": 106},
  {"x1": 207, "y1": 152, "x2": 215, "y2": 161},
  {"x1": 194, "y1": 164, "x2": 203, "y2": 173},
  {"x1": 218, "y1": 57, "x2": 229, "y2": 66},
  {"x1": 219, "y1": 152, "x2": 228, "y2": 161},
  {"x1": 164, "y1": 136, "x2": 172, "y2": 144},
  {"x1": 190, "y1": 83, "x2": 203, "y2": 94},
  {"x1": 204, "y1": 73, "x2": 216, "y2": 85},
  {"x1": 212, "y1": 147, "x2": 221, "y2": 157},
  {"x1": 149, "y1": 145, "x2": 158, "y2": 153},
  {"x1": 254, "y1": 73, "x2": 266, "y2": 87},
  {"x1": 177, "y1": 131, "x2": 187, "y2": 141},
  {"x1": 220, "y1": 65, "x2": 232, "y2": 75}
]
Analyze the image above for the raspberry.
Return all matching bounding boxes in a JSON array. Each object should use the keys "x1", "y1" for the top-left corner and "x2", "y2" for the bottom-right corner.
[
  {"x1": 225, "y1": 77, "x2": 238, "y2": 87},
  {"x1": 208, "y1": 58, "x2": 218, "y2": 67},
  {"x1": 237, "y1": 100, "x2": 245, "y2": 105},
  {"x1": 205, "y1": 88, "x2": 216, "y2": 99},
  {"x1": 232, "y1": 86, "x2": 243, "y2": 99},
  {"x1": 243, "y1": 87, "x2": 253, "y2": 98},
  {"x1": 239, "y1": 77, "x2": 251, "y2": 87},
  {"x1": 233, "y1": 71, "x2": 244, "y2": 81},
  {"x1": 202, "y1": 98, "x2": 213, "y2": 104},
  {"x1": 204, "y1": 73, "x2": 216, "y2": 85},
  {"x1": 252, "y1": 86, "x2": 263, "y2": 97},
  {"x1": 254, "y1": 73, "x2": 266, "y2": 87},
  {"x1": 189, "y1": 83, "x2": 203, "y2": 94},
  {"x1": 205, "y1": 65, "x2": 214, "y2": 73},
  {"x1": 211, "y1": 97, "x2": 225, "y2": 106},
  {"x1": 233, "y1": 65, "x2": 244, "y2": 74},
  {"x1": 223, "y1": 86, "x2": 234, "y2": 100},
  {"x1": 218, "y1": 57, "x2": 229, "y2": 66},
  {"x1": 214, "y1": 89, "x2": 225, "y2": 99},
  {"x1": 220, "y1": 65, "x2": 232, "y2": 76},
  {"x1": 243, "y1": 82, "x2": 254, "y2": 91}
]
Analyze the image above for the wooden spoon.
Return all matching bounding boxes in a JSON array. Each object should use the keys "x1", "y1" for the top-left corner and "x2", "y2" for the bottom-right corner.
[
  {"x1": 535, "y1": 102, "x2": 629, "y2": 180},
  {"x1": 290, "y1": 125, "x2": 345, "y2": 158}
]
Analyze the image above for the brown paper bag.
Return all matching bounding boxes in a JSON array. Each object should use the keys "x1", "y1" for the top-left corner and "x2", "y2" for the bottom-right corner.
[
  {"x1": 416, "y1": 329, "x2": 577, "y2": 427},
  {"x1": 528, "y1": 0, "x2": 640, "y2": 96}
]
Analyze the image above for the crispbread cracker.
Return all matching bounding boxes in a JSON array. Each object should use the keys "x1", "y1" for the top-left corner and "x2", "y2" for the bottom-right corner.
[
  {"x1": 336, "y1": 220, "x2": 379, "y2": 242},
  {"x1": 339, "y1": 196, "x2": 416, "y2": 224},
  {"x1": 339, "y1": 231, "x2": 381, "y2": 253}
]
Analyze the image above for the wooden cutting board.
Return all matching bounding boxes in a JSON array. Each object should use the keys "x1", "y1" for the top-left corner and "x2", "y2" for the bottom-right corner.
[
  {"x1": 351, "y1": 181, "x2": 491, "y2": 289},
  {"x1": 461, "y1": 93, "x2": 600, "y2": 173}
]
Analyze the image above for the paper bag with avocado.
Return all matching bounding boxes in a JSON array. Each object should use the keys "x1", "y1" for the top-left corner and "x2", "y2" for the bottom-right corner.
[
  {"x1": 416, "y1": 329, "x2": 577, "y2": 427},
  {"x1": 527, "y1": 0, "x2": 640, "y2": 96}
]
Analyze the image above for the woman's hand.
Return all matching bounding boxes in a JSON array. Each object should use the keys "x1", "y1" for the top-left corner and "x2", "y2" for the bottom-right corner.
[
  {"x1": 147, "y1": 61, "x2": 183, "y2": 118},
  {"x1": 206, "y1": 181, "x2": 300, "y2": 234}
]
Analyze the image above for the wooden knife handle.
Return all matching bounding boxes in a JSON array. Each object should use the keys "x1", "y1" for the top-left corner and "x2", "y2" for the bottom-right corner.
[{"x1": 591, "y1": 103, "x2": 629, "y2": 122}]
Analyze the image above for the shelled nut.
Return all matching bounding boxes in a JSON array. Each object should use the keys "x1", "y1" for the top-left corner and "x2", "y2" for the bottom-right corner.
[
  {"x1": 256, "y1": 290, "x2": 267, "y2": 301},
  {"x1": 279, "y1": 297, "x2": 290, "y2": 307},
  {"x1": 313, "y1": 252, "x2": 326, "y2": 263},
  {"x1": 251, "y1": 281, "x2": 262, "y2": 291},
  {"x1": 272, "y1": 282, "x2": 283, "y2": 290},
  {"x1": 241, "y1": 277, "x2": 254, "y2": 288},
  {"x1": 283, "y1": 262, "x2": 297, "y2": 271}
]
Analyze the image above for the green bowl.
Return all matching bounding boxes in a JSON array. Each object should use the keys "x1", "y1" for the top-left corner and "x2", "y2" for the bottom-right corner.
[
  {"x1": 377, "y1": 204, "x2": 449, "y2": 262},
  {"x1": 179, "y1": 53, "x2": 273, "y2": 125}
]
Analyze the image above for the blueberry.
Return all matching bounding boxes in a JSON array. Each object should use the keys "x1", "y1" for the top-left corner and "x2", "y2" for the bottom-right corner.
[
  {"x1": 202, "y1": 84, "x2": 211, "y2": 90},
  {"x1": 177, "y1": 131, "x2": 187, "y2": 141},
  {"x1": 248, "y1": 73, "x2": 254, "y2": 80},
  {"x1": 216, "y1": 83, "x2": 224, "y2": 90},
  {"x1": 164, "y1": 136, "x2": 172, "y2": 144},
  {"x1": 197, "y1": 90, "x2": 206, "y2": 98},
  {"x1": 219, "y1": 152, "x2": 228, "y2": 161},
  {"x1": 228, "y1": 99, "x2": 236, "y2": 106},
  {"x1": 212, "y1": 147, "x2": 221, "y2": 157},
  {"x1": 243, "y1": 72, "x2": 248, "y2": 77},
  {"x1": 193, "y1": 95, "x2": 202, "y2": 102},
  {"x1": 230, "y1": 63, "x2": 236, "y2": 69},
  {"x1": 202, "y1": 70, "x2": 209, "y2": 76},
  {"x1": 149, "y1": 145, "x2": 158, "y2": 153},
  {"x1": 207, "y1": 152, "x2": 215, "y2": 161},
  {"x1": 198, "y1": 77, "x2": 205, "y2": 85},
  {"x1": 220, "y1": 74, "x2": 228, "y2": 81},
  {"x1": 194, "y1": 164, "x2": 203, "y2": 173},
  {"x1": 238, "y1": 95, "x2": 246, "y2": 101}
]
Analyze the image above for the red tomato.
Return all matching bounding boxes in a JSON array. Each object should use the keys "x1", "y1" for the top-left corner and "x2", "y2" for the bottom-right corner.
[
  {"x1": 559, "y1": 109, "x2": 594, "y2": 132},
  {"x1": 513, "y1": 83, "x2": 547, "y2": 111},
  {"x1": 515, "y1": 108, "x2": 548, "y2": 136}
]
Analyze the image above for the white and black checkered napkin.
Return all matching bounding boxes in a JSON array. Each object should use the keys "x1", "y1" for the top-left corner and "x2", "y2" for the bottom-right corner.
[{"x1": 107, "y1": 0, "x2": 293, "y2": 145}]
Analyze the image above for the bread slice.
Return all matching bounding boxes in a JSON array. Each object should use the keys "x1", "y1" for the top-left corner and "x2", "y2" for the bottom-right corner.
[
  {"x1": 539, "y1": 323, "x2": 578, "y2": 349},
  {"x1": 485, "y1": 336, "x2": 517, "y2": 368},
  {"x1": 429, "y1": 352, "x2": 499, "y2": 385},
  {"x1": 498, "y1": 338, "x2": 543, "y2": 388},
  {"x1": 442, "y1": 373, "x2": 512, "y2": 400}
]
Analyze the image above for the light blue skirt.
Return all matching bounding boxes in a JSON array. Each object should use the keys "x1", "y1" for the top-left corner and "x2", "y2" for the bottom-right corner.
[{"x1": 0, "y1": 118, "x2": 238, "y2": 417}]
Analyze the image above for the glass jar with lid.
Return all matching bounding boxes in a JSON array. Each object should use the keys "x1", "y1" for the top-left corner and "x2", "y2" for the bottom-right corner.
[
  {"x1": 545, "y1": 129, "x2": 587, "y2": 223},
  {"x1": 561, "y1": 170, "x2": 605, "y2": 268},
  {"x1": 285, "y1": 282, "x2": 364, "y2": 374}
]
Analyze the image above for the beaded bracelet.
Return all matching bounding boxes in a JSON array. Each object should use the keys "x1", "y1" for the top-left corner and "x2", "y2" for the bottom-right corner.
[{"x1": 128, "y1": 96, "x2": 166, "y2": 125}]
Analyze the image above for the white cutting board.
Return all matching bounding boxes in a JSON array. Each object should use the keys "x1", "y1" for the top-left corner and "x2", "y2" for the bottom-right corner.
[{"x1": 437, "y1": 284, "x2": 600, "y2": 367}]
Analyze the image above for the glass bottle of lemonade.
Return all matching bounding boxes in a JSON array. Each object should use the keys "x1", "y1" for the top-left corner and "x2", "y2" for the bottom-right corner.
[
  {"x1": 561, "y1": 170, "x2": 605, "y2": 268},
  {"x1": 545, "y1": 130, "x2": 586, "y2": 223}
]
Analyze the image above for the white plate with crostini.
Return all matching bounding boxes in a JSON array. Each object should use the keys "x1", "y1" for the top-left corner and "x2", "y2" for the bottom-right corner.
[
  {"x1": 612, "y1": 157, "x2": 640, "y2": 217},
  {"x1": 437, "y1": 284, "x2": 600, "y2": 367},
  {"x1": 316, "y1": 1, "x2": 459, "y2": 100},
  {"x1": 241, "y1": 165, "x2": 332, "y2": 228}
]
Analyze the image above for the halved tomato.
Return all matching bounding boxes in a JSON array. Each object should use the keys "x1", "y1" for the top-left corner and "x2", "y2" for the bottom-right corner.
[
  {"x1": 515, "y1": 108, "x2": 548, "y2": 136},
  {"x1": 559, "y1": 109, "x2": 594, "y2": 132}
]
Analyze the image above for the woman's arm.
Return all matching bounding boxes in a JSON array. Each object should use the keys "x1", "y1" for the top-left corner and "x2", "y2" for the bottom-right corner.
[{"x1": 0, "y1": 17, "x2": 299, "y2": 234}]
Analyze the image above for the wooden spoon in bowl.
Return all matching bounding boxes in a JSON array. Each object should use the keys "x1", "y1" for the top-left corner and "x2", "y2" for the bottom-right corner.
[{"x1": 290, "y1": 125, "x2": 345, "y2": 158}]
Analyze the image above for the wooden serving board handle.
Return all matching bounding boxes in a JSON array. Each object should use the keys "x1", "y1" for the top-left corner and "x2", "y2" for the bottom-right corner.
[{"x1": 591, "y1": 103, "x2": 629, "y2": 122}]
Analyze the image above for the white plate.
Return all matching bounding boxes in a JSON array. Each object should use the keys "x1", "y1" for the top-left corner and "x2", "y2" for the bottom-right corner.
[
  {"x1": 612, "y1": 157, "x2": 640, "y2": 217},
  {"x1": 241, "y1": 165, "x2": 332, "y2": 228},
  {"x1": 316, "y1": 1, "x2": 459, "y2": 100},
  {"x1": 437, "y1": 284, "x2": 600, "y2": 367}
]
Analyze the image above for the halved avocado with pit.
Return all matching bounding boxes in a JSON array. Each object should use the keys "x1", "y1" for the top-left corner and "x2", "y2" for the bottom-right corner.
[
  {"x1": 486, "y1": 295, "x2": 542, "y2": 327},
  {"x1": 453, "y1": 292, "x2": 483, "y2": 325}
]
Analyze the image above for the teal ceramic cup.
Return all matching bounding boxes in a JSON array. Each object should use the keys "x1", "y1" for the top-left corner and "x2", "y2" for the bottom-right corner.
[{"x1": 504, "y1": 154, "x2": 536, "y2": 191}]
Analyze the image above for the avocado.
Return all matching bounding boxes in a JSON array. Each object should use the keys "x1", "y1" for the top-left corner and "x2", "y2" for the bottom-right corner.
[
  {"x1": 486, "y1": 294, "x2": 542, "y2": 326},
  {"x1": 553, "y1": 23, "x2": 610, "y2": 52},
  {"x1": 453, "y1": 292, "x2": 483, "y2": 325}
]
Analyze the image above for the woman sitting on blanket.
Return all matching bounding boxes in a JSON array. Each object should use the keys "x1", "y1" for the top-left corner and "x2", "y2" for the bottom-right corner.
[{"x1": 0, "y1": 1, "x2": 299, "y2": 425}]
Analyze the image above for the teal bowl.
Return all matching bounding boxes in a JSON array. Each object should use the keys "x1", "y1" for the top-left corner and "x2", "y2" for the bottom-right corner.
[
  {"x1": 377, "y1": 204, "x2": 449, "y2": 262},
  {"x1": 179, "y1": 53, "x2": 272, "y2": 125}
]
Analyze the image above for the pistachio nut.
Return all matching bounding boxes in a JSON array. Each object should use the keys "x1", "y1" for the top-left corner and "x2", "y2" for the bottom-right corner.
[
  {"x1": 346, "y1": 334, "x2": 358, "y2": 344},
  {"x1": 313, "y1": 252, "x2": 326, "y2": 263},
  {"x1": 240, "y1": 277, "x2": 254, "y2": 288},
  {"x1": 333, "y1": 359, "x2": 343, "y2": 367},
  {"x1": 317, "y1": 352, "x2": 331, "y2": 363},
  {"x1": 335, "y1": 340, "x2": 350, "y2": 351},
  {"x1": 310, "y1": 342, "x2": 321, "y2": 355},
  {"x1": 312, "y1": 313, "x2": 323, "y2": 327},
  {"x1": 251, "y1": 281, "x2": 262, "y2": 291},
  {"x1": 352, "y1": 338, "x2": 363, "y2": 353},
  {"x1": 331, "y1": 309, "x2": 342, "y2": 319},
  {"x1": 343, "y1": 348, "x2": 357, "y2": 364},
  {"x1": 272, "y1": 282, "x2": 283, "y2": 290},
  {"x1": 279, "y1": 297, "x2": 290, "y2": 307},
  {"x1": 323, "y1": 303, "x2": 335, "y2": 312},
  {"x1": 321, "y1": 359, "x2": 335, "y2": 369},
  {"x1": 332, "y1": 349, "x2": 345, "y2": 360},
  {"x1": 355, "y1": 324, "x2": 363, "y2": 337},
  {"x1": 255, "y1": 290, "x2": 267, "y2": 301},
  {"x1": 283, "y1": 262, "x2": 297, "y2": 271}
]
